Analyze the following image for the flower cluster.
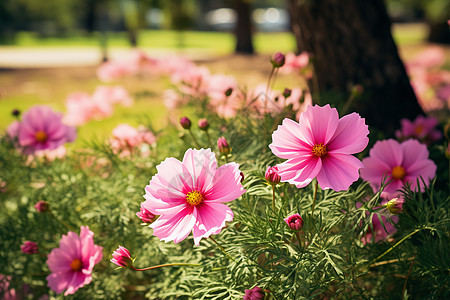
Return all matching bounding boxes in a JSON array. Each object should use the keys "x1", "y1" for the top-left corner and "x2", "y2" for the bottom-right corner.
[{"x1": 109, "y1": 124, "x2": 156, "y2": 157}]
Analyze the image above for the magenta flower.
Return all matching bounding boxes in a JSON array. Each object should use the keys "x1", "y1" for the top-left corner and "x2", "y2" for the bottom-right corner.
[
  {"x1": 111, "y1": 246, "x2": 133, "y2": 268},
  {"x1": 360, "y1": 139, "x2": 437, "y2": 197},
  {"x1": 270, "y1": 104, "x2": 369, "y2": 191},
  {"x1": 265, "y1": 166, "x2": 281, "y2": 185},
  {"x1": 142, "y1": 148, "x2": 245, "y2": 245},
  {"x1": 46, "y1": 226, "x2": 103, "y2": 296},
  {"x1": 198, "y1": 118, "x2": 209, "y2": 130},
  {"x1": 395, "y1": 115, "x2": 442, "y2": 145},
  {"x1": 136, "y1": 203, "x2": 156, "y2": 223},
  {"x1": 284, "y1": 214, "x2": 304, "y2": 231},
  {"x1": 180, "y1": 117, "x2": 192, "y2": 129},
  {"x1": 244, "y1": 286, "x2": 265, "y2": 300},
  {"x1": 17, "y1": 106, "x2": 76, "y2": 154},
  {"x1": 271, "y1": 52, "x2": 286, "y2": 68},
  {"x1": 21, "y1": 241, "x2": 38, "y2": 254}
]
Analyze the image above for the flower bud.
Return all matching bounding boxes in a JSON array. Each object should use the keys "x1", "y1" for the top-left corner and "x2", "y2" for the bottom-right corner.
[
  {"x1": 283, "y1": 88, "x2": 292, "y2": 98},
  {"x1": 243, "y1": 286, "x2": 265, "y2": 300},
  {"x1": 111, "y1": 246, "x2": 133, "y2": 268},
  {"x1": 386, "y1": 198, "x2": 403, "y2": 214},
  {"x1": 12, "y1": 109, "x2": 21, "y2": 117},
  {"x1": 34, "y1": 200, "x2": 49, "y2": 213},
  {"x1": 198, "y1": 118, "x2": 209, "y2": 131},
  {"x1": 136, "y1": 204, "x2": 156, "y2": 223},
  {"x1": 265, "y1": 166, "x2": 281, "y2": 185},
  {"x1": 217, "y1": 137, "x2": 231, "y2": 156},
  {"x1": 21, "y1": 241, "x2": 38, "y2": 254},
  {"x1": 180, "y1": 117, "x2": 191, "y2": 129},
  {"x1": 240, "y1": 172, "x2": 245, "y2": 183},
  {"x1": 352, "y1": 84, "x2": 364, "y2": 96},
  {"x1": 225, "y1": 88, "x2": 233, "y2": 97},
  {"x1": 284, "y1": 213, "x2": 304, "y2": 231},
  {"x1": 271, "y1": 52, "x2": 285, "y2": 68}
]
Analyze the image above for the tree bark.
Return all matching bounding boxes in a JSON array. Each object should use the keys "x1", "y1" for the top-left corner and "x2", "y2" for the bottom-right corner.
[
  {"x1": 234, "y1": 0, "x2": 254, "y2": 54},
  {"x1": 287, "y1": 0, "x2": 423, "y2": 135}
]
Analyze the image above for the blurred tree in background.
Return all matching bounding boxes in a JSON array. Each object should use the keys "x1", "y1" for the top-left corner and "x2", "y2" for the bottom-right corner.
[{"x1": 287, "y1": 0, "x2": 425, "y2": 135}]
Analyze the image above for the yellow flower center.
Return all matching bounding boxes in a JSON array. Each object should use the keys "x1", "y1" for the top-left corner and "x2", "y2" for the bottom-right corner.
[
  {"x1": 414, "y1": 125, "x2": 424, "y2": 135},
  {"x1": 186, "y1": 190, "x2": 204, "y2": 206},
  {"x1": 391, "y1": 166, "x2": 406, "y2": 180},
  {"x1": 312, "y1": 143, "x2": 327, "y2": 158},
  {"x1": 35, "y1": 131, "x2": 48, "y2": 142},
  {"x1": 70, "y1": 258, "x2": 82, "y2": 271}
]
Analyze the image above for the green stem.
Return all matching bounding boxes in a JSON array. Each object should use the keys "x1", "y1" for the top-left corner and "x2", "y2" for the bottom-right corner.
[
  {"x1": 311, "y1": 179, "x2": 318, "y2": 215},
  {"x1": 209, "y1": 236, "x2": 235, "y2": 261},
  {"x1": 272, "y1": 185, "x2": 276, "y2": 212},
  {"x1": 265, "y1": 67, "x2": 275, "y2": 109},
  {"x1": 131, "y1": 263, "x2": 201, "y2": 271},
  {"x1": 48, "y1": 210, "x2": 76, "y2": 232},
  {"x1": 341, "y1": 92, "x2": 356, "y2": 115},
  {"x1": 205, "y1": 130, "x2": 212, "y2": 148},
  {"x1": 369, "y1": 229, "x2": 420, "y2": 266},
  {"x1": 188, "y1": 129, "x2": 201, "y2": 149},
  {"x1": 295, "y1": 231, "x2": 302, "y2": 248}
]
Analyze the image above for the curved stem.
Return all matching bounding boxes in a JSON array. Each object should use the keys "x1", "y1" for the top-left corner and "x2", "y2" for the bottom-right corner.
[
  {"x1": 205, "y1": 130, "x2": 212, "y2": 148},
  {"x1": 265, "y1": 67, "x2": 275, "y2": 109},
  {"x1": 209, "y1": 236, "x2": 235, "y2": 261},
  {"x1": 369, "y1": 229, "x2": 420, "y2": 266},
  {"x1": 131, "y1": 263, "x2": 201, "y2": 271},
  {"x1": 188, "y1": 129, "x2": 202, "y2": 149},
  {"x1": 311, "y1": 179, "x2": 318, "y2": 215}
]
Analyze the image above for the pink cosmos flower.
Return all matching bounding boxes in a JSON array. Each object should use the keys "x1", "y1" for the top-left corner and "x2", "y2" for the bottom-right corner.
[
  {"x1": 270, "y1": 104, "x2": 369, "y2": 191},
  {"x1": 395, "y1": 115, "x2": 442, "y2": 144},
  {"x1": 64, "y1": 92, "x2": 114, "y2": 126},
  {"x1": 92, "y1": 86, "x2": 133, "y2": 107},
  {"x1": 360, "y1": 139, "x2": 437, "y2": 197},
  {"x1": 265, "y1": 166, "x2": 281, "y2": 185},
  {"x1": 16, "y1": 106, "x2": 76, "y2": 154},
  {"x1": 0, "y1": 275, "x2": 16, "y2": 300},
  {"x1": 142, "y1": 148, "x2": 245, "y2": 245},
  {"x1": 279, "y1": 52, "x2": 309, "y2": 74},
  {"x1": 244, "y1": 286, "x2": 265, "y2": 300},
  {"x1": 110, "y1": 124, "x2": 156, "y2": 157},
  {"x1": 46, "y1": 226, "x2": 103, "y2": 296},
  {"x1": 111, "y1": 246, "x2": 133, "y2": 268},
  {"x1": 136, "y1": 203, "x2": 156, "y2": 223},
  {"x1": 97, "y1": 61, "x2": 134, "y2": 82}
]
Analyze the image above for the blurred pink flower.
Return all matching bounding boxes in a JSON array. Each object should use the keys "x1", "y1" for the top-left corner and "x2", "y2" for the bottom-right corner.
[
  {"x1": 97, "y1": 61, "x2": 133, "y2": 82},
  {"x1": 244, "y1": 286, "x2": 265, "y2": 300},
  {"x1": 34, "y1": 200, "x2": 49, "y2": 213},
  {"x1": 46, "y1": 226, "x2": 103, "y2": 296},
  {"x1": 163, "y1": 89, "x2": 188, "y2": 111},
  {"x1": 155, "y1": 55, "x2": 196, "y2": 76},
  {"x1": 395, "y1": 115, "x2": 442, "y2": 144},
  {"x1": 110, "y1": 124, "x2": 155, "y2": 157},
  {"x1": 360, "y1": 139, "x2": 437, "y2": 197},
  {"x1": 128, "y1": 49, "x2": 157, "y2": 74},
  {"x1": 92, "y1": 86, "x2": 133, "y2": 107},
  {"x1": 6, "y1": 121, "x2": 20, "y2": 141},
  {"x1": 206, "y1": 74, "x2": 243, "y2": 118},
  {"x1": 110, "y1": 246, "x2": 133, "y2": 268},
  {"x1": 171, "y1": 65, "x2": 210, "y2": 97},
  {"x1": 142, "y1": 148, "x2": 245, "y2": 245},
  {"x1": 0, "y1": 274, "x2": 16, "y2": 300},
  {"x1": 409, "y1": 46, "x2": 445, "y2": 69},
  {"x1": 21, "y1": 241, "x2": 38, "y2": 254},
  {"x1": 270, "y1": 104, "x2": 369, "y2": 191},
  {"x1": 15, "y1": 106, "x2": 76, "y2": 154},
  {"x1": 279, "y1": 52, "x2": 309, "y2": 74},
  {"x1": 64, "y1": 92, "x2": 114, "y2": 126}
]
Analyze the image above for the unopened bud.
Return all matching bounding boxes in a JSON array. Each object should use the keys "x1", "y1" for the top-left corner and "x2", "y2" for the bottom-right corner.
[
  {"x1": 225, "y1": 88, "x2": 233, "y2": 97},
  {"x1": 111, "y1": 246, "x2": 133, "y2": 268},
  {"x1": 34, "y1": 201, "x2": 49, "y2": 213},
  {"x1": 217, "y1": 137, "x2": 231, "y2": 156},
  {"x1": 284, "y1": 213, "x2": 304, "y2": 231},
  {"x1": 265, "y1": 166, "x2": 281, "y2": 185},
  {"x1": 283, "y1": 88, "x2": 292, "y2": 98},
  {"x1": 21, "y1": 241, "x2": 38, "y2": 254},
  {"x1": 198, "y1": 118, "x2": 209, "y2": 130},
  {"x1": 386, "y1": 198, "x2": 403, "y2": 214},
  {"x1": 271, "y1": 52, "x2": 285, "y2": 68},
  {"x1": 180, "y1": 117, "x2": 191, "y2": 129}
]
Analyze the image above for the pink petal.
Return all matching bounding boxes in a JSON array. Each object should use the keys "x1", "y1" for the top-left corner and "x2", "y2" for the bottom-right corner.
[
  {"x1": 327, "y1": 112, "x2": 369, "y2": 154},
  {"x1": 278, "y1": 155, "x2": 322, "y2": 188},
  {"x1": 316, "y1": 154, "x2": 363, "y2": 191},
  {"x1": 204, "y1": 162, "x2": 245, "y2": 203},
  {"x1": 192, "y1": 203, "x2": 233, "y2": 246},
  {"x1": 59, "y1": 232, "x2": 81, "y2": 260},
  {"x1": 369, "y1": 140, "x2": 403, "y2": 168},
  {"x1": 382, "y1": 178, "x2": 404, "y2": 196},
  {"x1": 400, "y1": 139, "x2": 430, "y2": 167},
  {"x1": 64, "y1": 271, "x2": 89, "y2": 296},
  {"x1": 46, "y1": 248, "x2": 73, "y2": 273},
  {"x1": 47, "y1": 271, "x2": 72, "y2": 294},
  {"x1": 360, "y1": 157, "x2": 391, "y2": 188},
  {"x1": 150, "y1": 207, "x2": 197, "y2": 244},
  {"x1": 404, "y1": 159, "x2": 437, "y2": 191},
  {"x1": 269, "y1": 118, "x2": 312, "y2": 159},
  {"x1": 182, "y1": 148, "x2": 217, "y2": 192},
  {"x1": 79, "y1": 226, "x2": 95, "y2": 265},
  {"x1": 299, "y1": 104, "x2": 339, "y2": 145}
]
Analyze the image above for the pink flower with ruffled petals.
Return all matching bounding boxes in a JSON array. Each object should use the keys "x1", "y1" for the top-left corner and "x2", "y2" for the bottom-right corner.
[
  {"x1": 360, "y1": 139, "x2": 437, "y2": 197},
  {"x1": 16, "y1": 106, "x2": 76, "y2": 154},
  {"x1": 111, "y1": 246, "x2": 133, "y2": 268},
  {"x1": 270, "y1": 104, "x2": 369, "y2": 191},
  {"x1": 46, "y1": 226, "x2": 103, "y2": 296},
  {"x1": 142, "y1": 148, "x2": 245, "y2": 245},
  {"x1": 395, "y1": 115, "x2": 442, "y2": 144},
  {"x1": 279, "y1": 52, "x2": 309, "y2": 74}
]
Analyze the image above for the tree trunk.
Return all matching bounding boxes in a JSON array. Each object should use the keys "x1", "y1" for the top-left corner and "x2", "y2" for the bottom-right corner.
[
  {"x1": 287, "y1": 0, "x2": 423, "y2": 135},
  {"x1": 234, "y1": 0, "x2": 254, "y2": 54}
]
